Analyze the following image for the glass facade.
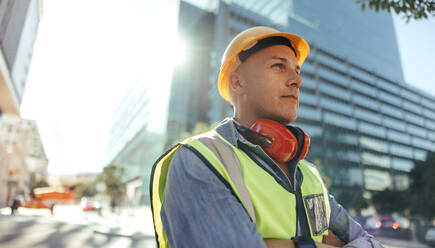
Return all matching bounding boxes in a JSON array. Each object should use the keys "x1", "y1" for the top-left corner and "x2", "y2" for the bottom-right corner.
[
  {"x1": 164, "y1": 1, "x2": 215, "y2": 148},
  {"x1": 106, "y1": 84, "x2": 151, "y2": 163},
  {"x1": 296, "y1": 47, "x2": 435, "y2": 191},
  {"x1": 106, "y1": 83, "x2": 165, "y2": 205}
]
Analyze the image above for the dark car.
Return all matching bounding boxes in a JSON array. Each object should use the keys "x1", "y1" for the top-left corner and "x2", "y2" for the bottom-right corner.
[{"x1": 425, "y1": 227, "x2": 435, "y2": 247}]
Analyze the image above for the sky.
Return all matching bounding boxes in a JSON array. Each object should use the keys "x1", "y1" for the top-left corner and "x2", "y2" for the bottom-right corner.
[
  {"x1": 21, "y1": 0, "x2": 180, "y2": 175},
  {"x1": 20, "y1": 0, "x2": 435, "y2": 175}
]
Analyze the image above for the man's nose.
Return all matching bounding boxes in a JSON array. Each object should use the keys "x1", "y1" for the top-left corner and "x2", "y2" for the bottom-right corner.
[{"x1": 286, "y1": 73, "x2": 302, "y2": 89}]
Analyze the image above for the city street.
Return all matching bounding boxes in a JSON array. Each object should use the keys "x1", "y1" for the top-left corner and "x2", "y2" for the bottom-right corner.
[
  {"x1": 0, "y1": 205, "x2": 430, "y2": 248},
  {"x1": 0, "y1": 205, "x2": 155, "y2": 248}
]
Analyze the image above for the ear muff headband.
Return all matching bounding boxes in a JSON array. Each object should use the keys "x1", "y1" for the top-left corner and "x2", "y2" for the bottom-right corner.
[{"x1": 286, "y1": 125, "x2": 305, "y2": 161}]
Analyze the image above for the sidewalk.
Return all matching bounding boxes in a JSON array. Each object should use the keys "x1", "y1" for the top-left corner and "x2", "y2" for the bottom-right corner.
[{"x1": 92, "y1": 206, "x2": 155, "y2": 241}]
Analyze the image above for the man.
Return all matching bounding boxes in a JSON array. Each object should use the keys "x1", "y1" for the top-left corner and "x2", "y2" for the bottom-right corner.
[{"x1": 150, "y1": 26, "x2": 383, "y2": 248}]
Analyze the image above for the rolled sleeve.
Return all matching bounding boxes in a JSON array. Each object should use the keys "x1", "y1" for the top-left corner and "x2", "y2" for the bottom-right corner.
[
  {"x1": 328, "y1": 194, "x2": 384, "y2": 248},
  {"x1": 161, "y1": 146, "x2": 266, "y2": 248}
]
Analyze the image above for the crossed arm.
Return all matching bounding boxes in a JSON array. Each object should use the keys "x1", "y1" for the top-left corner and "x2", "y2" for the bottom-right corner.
[{"x1": 264, "y1": 238, "x2": 341, "y2": 248}]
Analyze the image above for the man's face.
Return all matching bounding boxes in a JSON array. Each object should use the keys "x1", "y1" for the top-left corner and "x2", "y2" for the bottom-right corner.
[{"x1": 235, "y1": 45, "x2": 302, "y2": 125}]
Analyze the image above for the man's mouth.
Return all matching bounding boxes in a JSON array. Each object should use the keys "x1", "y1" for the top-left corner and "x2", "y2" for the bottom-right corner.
[{"x1": 281, "y1": 95, "x2": 298, "y2": 101}]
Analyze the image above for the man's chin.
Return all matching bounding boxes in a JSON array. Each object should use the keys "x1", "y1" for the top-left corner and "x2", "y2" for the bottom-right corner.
[{"x1": 269, "y1": 115, "x2": 297, "y2": 126}]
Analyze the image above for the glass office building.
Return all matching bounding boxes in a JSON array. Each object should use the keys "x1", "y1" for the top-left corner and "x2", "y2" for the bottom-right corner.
[
  {"x1": 107, "y1": 83, "x2": 166, "y2": 205},
  {"x1": 295, "y1": 46, "x2": 435, "y2": 192},
  {"x1": 164, "y1": 1, "x2": 215, "y2": 148},
  {"x1": 165, "y1": 0, "x2": 435, "y2": 198}
]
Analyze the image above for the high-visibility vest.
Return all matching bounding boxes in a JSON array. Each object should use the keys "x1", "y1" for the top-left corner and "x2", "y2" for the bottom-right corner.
[{"x1": 150, "y1": 130, "x2": 331, "y2": 247}]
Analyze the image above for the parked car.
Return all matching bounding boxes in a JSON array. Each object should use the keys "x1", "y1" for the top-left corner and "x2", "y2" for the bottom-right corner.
[
  {"x1": 425, "y1": 226, "x2": 435, "y2": 247},
  {"x1": 80, "y1": 197, "x2": 100, "y2": 211}
]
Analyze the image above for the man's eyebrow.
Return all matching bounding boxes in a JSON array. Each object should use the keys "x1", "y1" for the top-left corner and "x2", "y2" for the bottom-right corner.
[{"x1": 270, "y1": 56, "x2": 288, "y2": 62}]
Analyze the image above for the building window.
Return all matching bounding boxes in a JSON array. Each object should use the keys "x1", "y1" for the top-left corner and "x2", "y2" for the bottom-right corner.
[
  {"x1": 302, "y1": 76, "x2": 317, "y2": 90},
  {"x1": 391, "y1": 158, "x2": 414, "y2": 172},
  {"x1": 298, "y1": 105, "x2": 322, "y2": 121},
  {"x1": 426, "y1": 119, "x2": 435, "y2": 130},
  {"x1": 354, "y1": 107, "x2": 381, "y2": 124},
  {"x1": 317, "y1": 52, "x2": 347, "y2": 72},
  {"x1": 421, "y1": 97, "x2": 435, "y2": 111},
  {"x1": 403, "y1": 100, "x2": 422, "y2": 114},
  {"x1": 412, "y1": 136, "x2": 434, "y2": 151},
  {"x1": 300, "y1": 91, "x2": 317, "y2": 106},
  {"x1": 353, "y1": 94, "x2": 378, "y2": 111},
  {"x1": 377, "y1": 79, "x2": 400, "y2": 95},
  {"x1": 326, "y1": 148, "x2": 360, "y2": 163},
  {"x1": 394, "y1": 174, "x2": 410, "y2": 191},
  {"x1": 422, "y1": 109, "x2": 435, "y2": 121},
  {"x1": 390, "y1": 143, "x2": 413, "y2": 159},
  {"x1": 401, "y1": 90, "x2": 420, "y2": 104},
  {"x1": 324, "y1": 112, "x2": 357, "y2": 130},
  {"x1": 414, "y1": 149, "x2": 427, "y2": 161},
  {"x1": 302, "y1": 62, "x2": 316, "y2": 75},
  {"x1": 379, "y1": 91, "x2": 401, "y2": 107},
  {"x1": 318, "y1": 67, "x2": 348, "y2": 87},
  {"x1": 319, "y1": 82, "x2": 350, "y2": 101},
  {"x1": 407, "y1": 124, "x2": 427, "y2": 138},
  {"x1": 349, "y1": 67, "x2": 375, "y2": 85},
  {"x1": 387, "y1": 129, "x2": 411, "y2": 144},
  {"x1": 381, "y1": 104, "x2": 403, "y2": 119},
  {"x1": 351, "y1": 80, "x2": 377, "y2": 97},
  {"x1": 364, "y1": 169, "x2": 392, "y2": 191},
  {"x1": 359, "y1": 136, "x2": 389, "y2": 153},
  {"x1": 325, "y1": 130, "x2": 358, "y2": 145},
  {"x1": 299, "y1": 123, "x2": 323, "y2": 137},
  {"x1": 359, "y1": 121, "x2": 386, "y2": 138},
  {"x1": 320, "y1": 97, "x2": 352, "y2": 115},
  {"x1": 405, "y1": 112, "x2": 424, "y2": 126},
  {"x1": 361, "y1": 152, "x2": 390, "y2": 168},
  {"x1": 383, "y1": 116, "x2": 406, "y2": 132}
]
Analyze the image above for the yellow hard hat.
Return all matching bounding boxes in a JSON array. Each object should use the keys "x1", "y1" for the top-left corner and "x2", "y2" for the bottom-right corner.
[{"x1": 217, "y1": 26, "x2": 310, "y2": 102}]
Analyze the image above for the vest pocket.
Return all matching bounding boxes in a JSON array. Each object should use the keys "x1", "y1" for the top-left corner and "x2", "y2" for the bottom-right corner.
[{"x1": 303, "y1": 193, "x2": 328, "y2": 235}]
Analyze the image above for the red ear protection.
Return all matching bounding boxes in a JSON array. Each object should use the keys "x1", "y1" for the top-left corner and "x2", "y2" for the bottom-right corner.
[{"x1": 248, "y1": 119, "x2": 310, "y2": 163}]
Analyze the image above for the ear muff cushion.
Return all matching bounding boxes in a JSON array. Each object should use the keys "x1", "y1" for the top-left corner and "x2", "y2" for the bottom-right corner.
[{"x1": 287, "y1": 125, "x2": 305, "y2": 160}]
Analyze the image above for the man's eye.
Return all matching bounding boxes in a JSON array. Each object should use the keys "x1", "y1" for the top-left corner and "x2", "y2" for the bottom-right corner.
[{"x1": 272, "y1": 63, "x2": 284, "y2": 70}]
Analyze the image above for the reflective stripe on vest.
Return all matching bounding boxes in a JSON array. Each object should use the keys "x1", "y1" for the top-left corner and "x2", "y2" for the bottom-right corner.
[{"x1": 150, "y1": 130, "x2": 330, "y2": 247}]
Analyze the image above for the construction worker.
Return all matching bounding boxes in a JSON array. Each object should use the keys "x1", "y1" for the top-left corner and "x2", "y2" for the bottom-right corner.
[{"x1": 150, "y1": 26, "x2": 383, "y2": 248}]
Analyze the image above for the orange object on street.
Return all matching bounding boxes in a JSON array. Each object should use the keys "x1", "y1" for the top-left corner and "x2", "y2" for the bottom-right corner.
[{"x1": 24, "y1": 187, "x2": 75, "y2": 209}]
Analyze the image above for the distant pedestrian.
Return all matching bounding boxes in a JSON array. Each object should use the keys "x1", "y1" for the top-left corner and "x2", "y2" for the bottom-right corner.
[
  {"x1": 50, "y1": 203, "x2": 55, "y2": 216},
  {"x1": 10, "y1": 198, "x2": 20, "y2": 215},
  {"x1": 110, "y1": 198, "x2": 116, "y2": 213}
]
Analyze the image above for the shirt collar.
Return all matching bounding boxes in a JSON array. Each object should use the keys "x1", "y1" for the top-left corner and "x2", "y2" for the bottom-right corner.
[{"x1": 215, "y1": 117, "x2": 258, "y2": 148}]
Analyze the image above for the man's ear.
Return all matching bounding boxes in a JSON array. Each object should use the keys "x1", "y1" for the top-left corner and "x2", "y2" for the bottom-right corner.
[{"x1": 229, "y1": 68, "x2": 245, "y2": 95}]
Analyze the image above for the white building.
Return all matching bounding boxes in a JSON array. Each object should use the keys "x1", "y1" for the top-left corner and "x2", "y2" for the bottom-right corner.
[{"x1": 0, "y1": 115, "x2": 48, "y2": 206}]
